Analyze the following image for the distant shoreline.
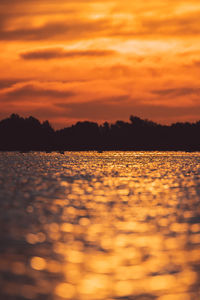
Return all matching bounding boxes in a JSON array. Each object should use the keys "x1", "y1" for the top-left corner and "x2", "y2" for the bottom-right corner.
[{"x1": 0, "y1": 114, "x2": 199, "y2": 152}]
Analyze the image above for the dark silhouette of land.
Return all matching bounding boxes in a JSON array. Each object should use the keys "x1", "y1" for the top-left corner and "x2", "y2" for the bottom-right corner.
[{"x1": 0, "y1": 113, "x2": 199, "y2": 151}]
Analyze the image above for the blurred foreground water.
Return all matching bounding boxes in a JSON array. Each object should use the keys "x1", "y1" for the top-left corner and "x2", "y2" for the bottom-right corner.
[{"x1": 0, "y1": 151, "x2": 200, "y2": 300}]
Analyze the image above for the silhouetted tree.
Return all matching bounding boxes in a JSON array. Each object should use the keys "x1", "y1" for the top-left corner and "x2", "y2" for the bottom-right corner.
[{"x1": 0, "y1": 114, "x2": 199, "y2": 151}]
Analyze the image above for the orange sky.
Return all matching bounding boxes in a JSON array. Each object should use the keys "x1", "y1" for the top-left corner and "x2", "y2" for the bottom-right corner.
[{"x1": 0, "y1": 0, "x2": 200, "y2": 128}]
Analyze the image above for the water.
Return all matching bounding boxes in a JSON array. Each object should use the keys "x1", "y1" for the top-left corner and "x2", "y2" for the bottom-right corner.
[{"x1": 0, "y1": 151, "x2": 200, "y2": 300}]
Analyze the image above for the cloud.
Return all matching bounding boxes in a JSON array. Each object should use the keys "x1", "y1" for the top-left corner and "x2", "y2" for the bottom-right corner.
[
  {"x1": 0, "y1": 19, "x2": 110, "y2": 41},
  {"x1": 139, "y1": 12, "x2": 200, "y2": 36},
  {"x1": 0, "y1": 79, "x2": 23, "y2": 89},
  {"x1": 152, "y1": 87, "x2": 200, "y2": 97},
  {"x1": 1, "y1": 0, "x2": 200, "y2": 43},
  {"x1": 55, "y1": 97, "x2": 200, "y2": 120},
  {"x1": 1, "y1": 83, "x2": 75, "y2": 101},
  {"x1": 20, "y1": 48, "x2": 116, "y2": 60},
  {"x1": 192, "y1": 60, "x2": 200, "y2": 67},
  {"x1": 106, "y1": 9, "x2": 200, "y2": 38}
]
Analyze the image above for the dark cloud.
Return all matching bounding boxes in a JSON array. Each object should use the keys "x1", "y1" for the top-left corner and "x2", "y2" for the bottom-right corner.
[
  {"x1": 0, "y1": 78, "x2": 88, "y2": 90},
  {"x1": 56, "y1": 98, "x2": 200, "y2": 120},
  {"x1": 20, "y1": 48, "x2": 116, "y2": 60},
  {"x1": 0, "y1": 19, "x2": 109, "y2": 41},
  {"x1": 0, "y1": 79, "x2": 23, "y2": 89},
  {"x1": 3, "y1": 84, "x2": 75, "y2": 100},
  {"x1": 152, "y1": 87, "x2": 200, "y2": 97},
  {"x1": 192, "y1": 60, "x2": 200, "y2": 67}
]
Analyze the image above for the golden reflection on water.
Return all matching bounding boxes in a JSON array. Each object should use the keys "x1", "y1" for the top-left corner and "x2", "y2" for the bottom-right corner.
[{"x1": 0, "y1": 151, "x2": 200, "y2": 299}]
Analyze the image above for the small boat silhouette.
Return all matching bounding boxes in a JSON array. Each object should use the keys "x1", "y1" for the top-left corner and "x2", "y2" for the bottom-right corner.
[{"x1": 97, "y1": 149, "x2": 103, "y2": 153}]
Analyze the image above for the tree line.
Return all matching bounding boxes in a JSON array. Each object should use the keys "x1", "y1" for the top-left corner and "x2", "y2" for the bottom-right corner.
[{"x1": 0, "y1": 113, "x2": 199, "y2": 151}]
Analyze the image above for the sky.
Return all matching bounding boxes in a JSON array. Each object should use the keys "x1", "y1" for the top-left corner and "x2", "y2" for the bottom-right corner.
[{"x1": 0, "y1": 0, "x2": 200, "y2": 128}]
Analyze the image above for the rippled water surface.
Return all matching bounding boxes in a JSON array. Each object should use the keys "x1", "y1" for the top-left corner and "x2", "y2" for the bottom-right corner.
[{"x1": 0, "y1": 151, "x2": 200, "y2": 300}]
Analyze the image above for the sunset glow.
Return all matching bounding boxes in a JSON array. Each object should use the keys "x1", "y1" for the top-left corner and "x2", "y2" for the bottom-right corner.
[{"x1": 1, "y1": 0, "x2": 200, "y2": 128}]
